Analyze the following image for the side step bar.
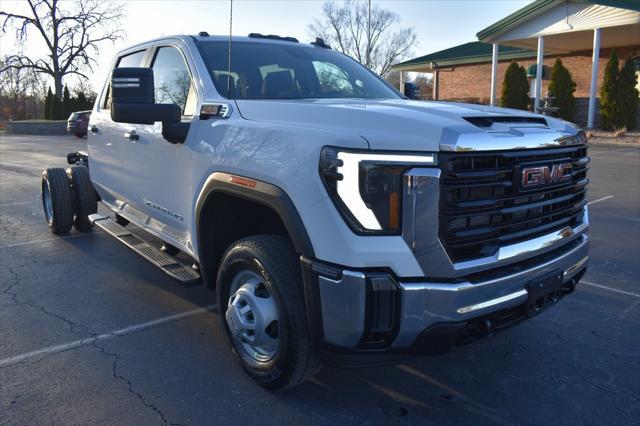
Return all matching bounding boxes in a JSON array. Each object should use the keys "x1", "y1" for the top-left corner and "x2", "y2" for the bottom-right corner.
[{"x1": 90, "y1": 214, "x2": 200, "y2": 283}]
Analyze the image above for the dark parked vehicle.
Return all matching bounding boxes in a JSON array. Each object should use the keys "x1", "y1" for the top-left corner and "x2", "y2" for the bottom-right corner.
[{"x1": 67, "y1": 110, "x2": 92, "y2": 138}]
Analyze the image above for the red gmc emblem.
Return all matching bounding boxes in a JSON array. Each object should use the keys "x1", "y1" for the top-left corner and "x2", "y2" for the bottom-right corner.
[{"x1": 521, "y1": 163, "x2": 572, "y2": 189}]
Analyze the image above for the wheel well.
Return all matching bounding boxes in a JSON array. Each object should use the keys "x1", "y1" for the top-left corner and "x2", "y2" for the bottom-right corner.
[{"x1": 198, "y1": 192, "x2": 291, "y2": 288}]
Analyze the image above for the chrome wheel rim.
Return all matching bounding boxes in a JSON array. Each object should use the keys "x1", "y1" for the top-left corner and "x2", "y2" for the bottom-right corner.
[
  {"x1": 225, "y1": 270, "x2": 280, "y2": 363},
  {"x1": 43, "y1": 181, "x2": 53, "y2": 224}
]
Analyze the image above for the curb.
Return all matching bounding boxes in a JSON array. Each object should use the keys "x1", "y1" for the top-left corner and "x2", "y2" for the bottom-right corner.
[
  {"x1": 3, "y1": 121, "x2": 67, "y2": 135},
  {"x1": 588, "y1": 141, "x2": 640, "y2": 147}
]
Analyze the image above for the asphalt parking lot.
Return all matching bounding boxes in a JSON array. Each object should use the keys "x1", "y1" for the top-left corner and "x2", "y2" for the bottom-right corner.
[{"x1": 1, "y1": 134, "x2": 638, "y2": 425}]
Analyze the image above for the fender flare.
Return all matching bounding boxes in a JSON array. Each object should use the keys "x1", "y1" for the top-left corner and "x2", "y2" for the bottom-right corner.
[
  {"x1": 194, "y1": 171, "x2": 315, "y2": 265},
  {"x1": 195, "y1": 172, "x2": 322, "y2": 346}
]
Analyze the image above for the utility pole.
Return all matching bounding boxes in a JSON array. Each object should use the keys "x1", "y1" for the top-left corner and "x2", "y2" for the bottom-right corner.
[{"x1": 367, "y1": 0, "x2": 371, "y2": 68}]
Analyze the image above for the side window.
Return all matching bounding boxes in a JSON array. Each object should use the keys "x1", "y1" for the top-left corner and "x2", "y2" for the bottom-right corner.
[
  {"x1": 152, "y1": 46, "x2": 196, "y2": 116},
  {"x1": 102, "y1": 49, "x2": 147, "y2": 110},
  {"x1": 117, "y1": 50, "x2": 147, "y2": 68}
]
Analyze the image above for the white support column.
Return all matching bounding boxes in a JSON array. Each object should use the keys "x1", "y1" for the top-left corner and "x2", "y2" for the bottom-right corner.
[
  {"x1": 490, "y1": 43, "x2": 499, "y2": 106},
  {"x1": 433, "y1": 70, "x2": 438, "y2": 100},
  {"x1": 587, "y1": 28, "x2": 601, "y2": 129},
  {"x1": 534, "y1": 36, "x2": 544, "y2": 112},
  {"x1": 399, "y1": 71, "x2": 404, "y2": 94}
]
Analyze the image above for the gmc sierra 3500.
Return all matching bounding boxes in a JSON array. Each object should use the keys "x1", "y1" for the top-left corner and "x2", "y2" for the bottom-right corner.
[{"x1": 41, "y1": 33, "x2": 589, "y2": 389}]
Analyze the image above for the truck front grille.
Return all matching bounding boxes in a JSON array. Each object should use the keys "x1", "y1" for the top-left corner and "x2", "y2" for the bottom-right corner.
[{"x1": 438, "y1": 145, "x2": 589, "y2": 263}]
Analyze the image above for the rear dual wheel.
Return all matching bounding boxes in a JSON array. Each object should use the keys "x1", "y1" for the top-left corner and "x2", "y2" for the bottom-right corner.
[
  {"x1": 67, "y1": 166, "x2": 97, "y2": 232},
  {"x1": 41, "y1": 168, "x2": 74, "y2": 235},
  {"x1": 41, "y1": 166, "x2": 97, "y2": 234}
]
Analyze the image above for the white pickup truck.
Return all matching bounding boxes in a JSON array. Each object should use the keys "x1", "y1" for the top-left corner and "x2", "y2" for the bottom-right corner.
[{"x1": 41, "y1": 33, "x2": 590, "y2": 389}]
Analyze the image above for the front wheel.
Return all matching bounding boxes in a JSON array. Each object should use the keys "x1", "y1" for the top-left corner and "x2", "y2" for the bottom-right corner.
[{"x1": 216, "y1": 235, "x2": 319, "y2": 389}]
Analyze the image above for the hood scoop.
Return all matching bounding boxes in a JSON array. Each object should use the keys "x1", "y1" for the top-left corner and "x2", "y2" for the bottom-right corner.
[{"x1": 464, "y1": 116, "x2": 548, "y2": 128}]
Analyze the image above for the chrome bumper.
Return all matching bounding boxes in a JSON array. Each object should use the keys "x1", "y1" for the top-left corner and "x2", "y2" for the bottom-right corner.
[
  {"x1": 316, "y1": 233, "x2": 588, "y2": 350},
  {"x1": 393, "y1": 233, "x2": 589, "y2": 347}
]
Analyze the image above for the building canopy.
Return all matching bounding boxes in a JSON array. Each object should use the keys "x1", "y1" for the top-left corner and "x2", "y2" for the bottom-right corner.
[
  {"x1": 393, "y1": 0, "x2": 640, "y2": 72},
  {"x1": 393, "y1": 42, "x2": 535, "y2": 72},
  {"x1": 391, "y1": 0, "x2": 639, "y2": 128}
]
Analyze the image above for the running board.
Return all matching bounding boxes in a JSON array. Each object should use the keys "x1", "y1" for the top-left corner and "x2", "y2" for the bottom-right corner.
[{"x1": 90, "y1": 214, "x2": 200, "y2": 283}]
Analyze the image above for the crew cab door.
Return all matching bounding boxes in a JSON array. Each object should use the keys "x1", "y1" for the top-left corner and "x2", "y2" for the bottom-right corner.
[
  {"x1": 124, "y1": 45, "x2": 199, "y2": 247},
  {"x1": 88, "y1": 49, "x2": 149, "y2": 205}
]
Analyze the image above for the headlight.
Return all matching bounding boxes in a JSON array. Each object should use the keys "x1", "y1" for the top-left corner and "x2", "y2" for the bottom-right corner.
[{"x1": 319, "y1": 147, "x2": 437, "y2": 235}]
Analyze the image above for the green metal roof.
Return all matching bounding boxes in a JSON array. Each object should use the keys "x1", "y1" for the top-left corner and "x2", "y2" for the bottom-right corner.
[
  {"x1": 392, "y1": 42, "x2": 535, "y2": 70},
  {"x1": 477, "y1": 0, "x2": 640, "y2": 40}
]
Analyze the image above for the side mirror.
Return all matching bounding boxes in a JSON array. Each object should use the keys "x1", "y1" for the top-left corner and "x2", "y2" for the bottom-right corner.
[{"x1": 110, "y1": 67, "x2": 181, "y2": 124}]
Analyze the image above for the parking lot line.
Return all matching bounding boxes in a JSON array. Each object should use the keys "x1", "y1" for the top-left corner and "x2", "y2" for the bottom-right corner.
[
  {"x1": 0, "y1": 201, "x2": 39, "y2": 207},
  {"x1": 581, "y1": 280, "x2": 640, "y2": 298},
  {"x1": 0, "y1": 233, "x2": 97, "y2": 249},
  {"x1": 0, "y1": 305, "x2": 217, "y2": 368},
  {"x1": 587, "y1": 195, "x2": 614, "y2": 206},
  {"x1": 0, "y1": 162, "x2": 45, "y2": 170}
]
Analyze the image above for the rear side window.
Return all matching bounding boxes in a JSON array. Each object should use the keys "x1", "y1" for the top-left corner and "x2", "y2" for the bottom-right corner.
[
  {"x1": 151, "y1": 46, "x2": 196, "y2": 116},
  {"x1": 102, "y1": 50, "x2": 147, "y2": 110}
]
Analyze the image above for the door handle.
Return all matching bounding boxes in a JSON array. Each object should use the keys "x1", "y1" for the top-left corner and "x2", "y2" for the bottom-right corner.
[
  {"x1": 90, "y1": 125, "x2": 98, "y2": 133},
  {"x1": 124, "y1": 130, "x2": 139, "y2": 141}
]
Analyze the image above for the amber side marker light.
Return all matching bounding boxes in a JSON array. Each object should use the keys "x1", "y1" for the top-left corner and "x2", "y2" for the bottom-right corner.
[
  {"x1": 229, "y1": 175, "x2": 257, "y2": 188},
  {"x1": 389, "y1": 192, "x2": 400, "y2": 231}
]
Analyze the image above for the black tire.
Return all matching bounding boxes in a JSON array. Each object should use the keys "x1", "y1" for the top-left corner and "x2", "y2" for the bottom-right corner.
[
  {"x1": 41, "y1": 168, "x2": 74, "y2": 235},
  {"x1": 115, "y1": 213, "x2": 129, "y2": 226},
  {"x1": 74, "y1": 132, "x2": 85, "y2": 138},
  {"x1": 216, "y1": 235, "x2": 319, "y2": 389},
  {"x1": 67, "y1": 166, "x2": 97, "y2": 232}
]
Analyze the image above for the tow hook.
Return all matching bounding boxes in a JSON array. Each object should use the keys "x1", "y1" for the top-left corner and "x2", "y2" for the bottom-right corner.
[
  {"x1": 467, "y1": 319, "x2": 493, "y2": 338},
  {"x1": 562, "y1": 278, "x2": 577, "y2": 294}
]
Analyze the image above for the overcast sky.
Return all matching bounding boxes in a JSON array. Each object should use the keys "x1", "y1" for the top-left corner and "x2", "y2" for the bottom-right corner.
[{"x1": 1, "y1": 0, "x2": 530, "y2": 92}]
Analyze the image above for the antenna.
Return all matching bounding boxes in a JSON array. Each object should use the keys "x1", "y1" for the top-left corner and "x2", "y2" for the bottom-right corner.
[{"x1": 227, "y1": 0, "x2": 233, "y2": 99}]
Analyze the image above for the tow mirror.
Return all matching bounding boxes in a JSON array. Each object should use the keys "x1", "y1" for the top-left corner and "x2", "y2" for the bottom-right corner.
[{"x1": 110, "y1": 67, "x2": 181, "y2": 125}]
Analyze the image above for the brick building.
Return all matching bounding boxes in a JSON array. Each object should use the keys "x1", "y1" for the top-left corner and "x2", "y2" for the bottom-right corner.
[{"x1": 393, "y1": 0, "x2": 640, "y2": 128}]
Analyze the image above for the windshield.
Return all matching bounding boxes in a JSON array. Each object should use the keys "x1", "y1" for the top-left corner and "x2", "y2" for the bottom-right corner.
[{"x1": 196, "y1": 41, "x2": 401, "y2": 100}]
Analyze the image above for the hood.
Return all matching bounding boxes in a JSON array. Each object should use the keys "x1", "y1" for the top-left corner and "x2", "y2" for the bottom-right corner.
[{"x1": 234, "y1": 98, "x2": 581, "y2": 152}]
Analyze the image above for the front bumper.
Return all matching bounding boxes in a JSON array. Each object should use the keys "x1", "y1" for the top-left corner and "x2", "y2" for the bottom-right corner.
[{"x1": 304, "y1": 232, "x2": 588, "y2": 367}]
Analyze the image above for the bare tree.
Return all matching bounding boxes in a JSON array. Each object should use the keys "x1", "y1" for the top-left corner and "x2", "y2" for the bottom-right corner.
[
  {"x1": 413, "y1": 74, "x2": 433, "y2": 99},
  {"x1": 0, "y1": 55, "x2": 47, "y2": 120},
  {"x1": 309, "y1": 0, "x2": 416, "y2": 77},
  {"x1": 70, "y1": 78, "x2": 97, "y2": 105},
  {"x1": 0, "y1": 0, "x2": 124, "y2": 101},
  {"x1": 384, "y1": 69, "x2": 401, "y2": 88}
]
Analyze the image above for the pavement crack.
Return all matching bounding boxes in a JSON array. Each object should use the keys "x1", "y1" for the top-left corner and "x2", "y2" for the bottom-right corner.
[
  {"x1": 530, "y1": 321, "x2": 640, "y2": 368},
  {"x1": 579, "y1": 376, "x2": 633, "y2": 420},
  {"x1": 502, "y1": 331, "x2": 568, "y2": 388},
  {"x1": 619, "y1": 300, "x2": 639, "y2": 320},
  {"x1": 2, "y1": 267, "x2": 86, "y2": 337},
  {"x1": 91, "y1": 340, "x2": 172, "y2": 425}
]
